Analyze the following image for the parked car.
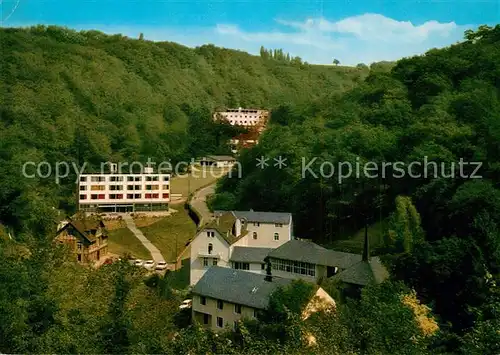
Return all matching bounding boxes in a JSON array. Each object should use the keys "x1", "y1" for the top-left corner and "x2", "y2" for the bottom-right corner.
[
  {"x1": 179, "y1": 299, "x2": 192, "y2": 310},
  {"x1": 155, "y1": 261, "x2": 168, "y2": 271},
  {"x1": 143, "y1": 260, "x2": 155, "y2": 270},
  {"x1": 134, "y1": 259, "x2": 144, "y2": 267}
]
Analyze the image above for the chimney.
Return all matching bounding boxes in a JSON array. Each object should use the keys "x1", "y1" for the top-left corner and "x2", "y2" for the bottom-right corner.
[
  {"x1": 362, "y1": 221, "x2": 370, "y2": 262},
  {"x1": 264, "y1": 257, "x2": 272, "y2": 282}
]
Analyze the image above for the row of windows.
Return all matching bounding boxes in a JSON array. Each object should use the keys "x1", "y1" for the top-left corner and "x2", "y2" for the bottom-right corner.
[
  {"x1": 81, "y1": 184, "x2": 169, "y2": 191},
  {"x1": 229, "y1": 120, "x2": 258, "y2": 125},
  {"x1": 223, "y1": 109, "x2": 259, "y2": 113},
  {"x1": 199, "y1": 296, "x2": 255, "y2": 319},
  {"x1": 207, "y1": 230, "x2": 278, "y2": 240},
  {"x1": 250, "y1": 222, "x2": 283, "y2": 227},
  {"x1": 232, "y1": 262, "x2": 266, "y2": 271},
  {"x1": 233, "y1": 262, "x2": 250, "y2": 270},
  {"x1": 202, "y1": 257, "x2": 218, "y2": 267},
  {"x1": 80, "y1": 193, "x2": 169, "y2": 200},
  {"x1": 80, "y1": 175, "x2": 169, "y2": 182},
  {"x1": 271, "y1": 258, "x2": 316, "y2": 277},
  {"x1": 202, "y1": 315, "x2": 231, "y2": 329}
]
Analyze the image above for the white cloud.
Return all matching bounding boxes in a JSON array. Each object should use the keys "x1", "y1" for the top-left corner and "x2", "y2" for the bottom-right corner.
[
  {"x1": 214, "y1": 23, "x2": 342, "y2": 50},
  {"x1": 276, "y1": 14, "x2": 458, "y2": 43},
  {"x1": 212, "y1": 14, "x2": 470, "y2": 64},
  {"x1": 44, "y1": 13, "x2": 473, "y2": 65}
]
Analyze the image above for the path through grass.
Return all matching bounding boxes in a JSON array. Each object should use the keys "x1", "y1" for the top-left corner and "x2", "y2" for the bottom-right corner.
[{"x1": 138, "y1": 203, "x2": 197, "y2": 262}]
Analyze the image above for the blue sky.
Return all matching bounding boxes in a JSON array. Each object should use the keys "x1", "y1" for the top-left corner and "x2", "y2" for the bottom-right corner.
[{"x1": 3, "y1": 0, "x2": 499, "y2": 65}]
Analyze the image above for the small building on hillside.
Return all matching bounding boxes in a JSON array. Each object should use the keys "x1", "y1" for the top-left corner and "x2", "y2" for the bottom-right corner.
[
  {"x1": 198, "y1": 155, "x2": 237, "y2": 168},
  {"x1": 214, "y1": 108, "x2": 269, "y2": 151},
  {"x1": 332, "y1": 232, "x2": 389, "y2": 288},
  {"x1": 213, "y1": 108, "x2": 269, "y2": 130},
  {"x1": 55, "y1": 216, "x2": 108, "y2": 264},
  {"x1": 191, "y1": 266, "x2": 335, "y2": 331}
]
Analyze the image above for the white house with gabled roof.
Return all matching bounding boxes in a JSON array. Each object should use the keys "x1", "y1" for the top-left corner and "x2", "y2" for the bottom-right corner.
[{"x1": 189, "y1": 210, "x2": 293, "y2": 285}]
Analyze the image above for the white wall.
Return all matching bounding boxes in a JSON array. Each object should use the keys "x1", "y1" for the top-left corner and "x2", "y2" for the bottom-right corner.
[
  {"x1": 192, "y1": 294, "x2": 257, "y2": 331},
  {"x1": 236, "y1": 221, "x2": 291, "y2": 248},
  {"x1": 190, "y1": 228, "x2": 231, "y2": 285}
]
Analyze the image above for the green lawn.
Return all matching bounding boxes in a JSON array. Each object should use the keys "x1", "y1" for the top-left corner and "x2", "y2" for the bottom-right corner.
[
  {"x1": 139, "y1": 203, "x2": 197, "y2": 262},
  {"x1": 171, "y1": 166, "x2": 232, "y2": 197},
  {"x1": 166, "y1": 258, "x2": 190, "y2": 290},
  {"x1": 329, "y1": 220, "x2": 388, "y2": 255},
  {"x1": 108, "y1": 227, "x2": 151, "y2": 260}
]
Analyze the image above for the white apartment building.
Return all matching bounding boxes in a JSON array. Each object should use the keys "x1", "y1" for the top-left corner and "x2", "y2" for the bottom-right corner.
[
  {"x1": 78, "y1": 170, "x2": 170, "y2": 213},
  {"x1": 214, "y1": 108, "x2": 269, "y2": 130},
  {"x1": 189, "y1": 210, "x2": 293, "y2": 285}
]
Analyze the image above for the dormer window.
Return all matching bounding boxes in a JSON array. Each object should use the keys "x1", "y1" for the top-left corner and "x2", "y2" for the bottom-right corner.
[
  {"x1": 253, "y1": 222, "x2": 260, "y2": 227},
  {"x1": 275, "y1": 223, "x2": 283, "y2": 227}
]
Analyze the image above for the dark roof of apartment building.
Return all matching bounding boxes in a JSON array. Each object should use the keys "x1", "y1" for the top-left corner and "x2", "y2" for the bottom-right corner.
[
  {"x1": 332, "y1": 257, "x2": 389, "y2": 286},
  {"x1": 214, "y1": 210, "x2": 292, "y2": 224},
  {"x1": 230, "y1": 247, "x2": 273, "y2": 263},
  {"x1": 192, "y1": 266, "x2": 292, "y2": 309},
  {"x1": 267, "y1": 239, "x2": 362, "y2": 270}
]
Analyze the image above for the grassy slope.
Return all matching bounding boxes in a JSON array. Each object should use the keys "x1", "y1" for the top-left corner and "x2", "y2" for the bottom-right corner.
[
  {"x1": 138, "y1": 203, "x2": 197, "y2": 262},
  {"x1": 107, "y1": 227, "x2": 151, "y2": 260},
  {"x1": 170, "y1": 166, "x2": 231, "y2": 198}
]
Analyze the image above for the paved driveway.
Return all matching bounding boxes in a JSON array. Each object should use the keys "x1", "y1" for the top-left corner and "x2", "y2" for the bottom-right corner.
[{"x1": 190, "y1": 183, "x2": 215, "y2": 224}]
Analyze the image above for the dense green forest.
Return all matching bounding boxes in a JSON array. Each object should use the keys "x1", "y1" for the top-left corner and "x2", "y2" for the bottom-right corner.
[
  {"x1": 0, "y1": 25, "x2": 368, "y2": 234},
  {"x1": 1, "y1": 24, "x2": 500, "y2": 354},
  {"x1": 209, "y1": 24, "x2": 500, "y2": 352}
]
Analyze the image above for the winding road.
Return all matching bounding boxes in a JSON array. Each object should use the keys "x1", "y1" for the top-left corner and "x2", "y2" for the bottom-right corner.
[{"x1": 189, "y1": 183, "x2": 216, "y2": 225}]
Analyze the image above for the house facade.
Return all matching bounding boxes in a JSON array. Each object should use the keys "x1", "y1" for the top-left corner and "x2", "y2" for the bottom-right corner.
[
  {"x1": 55, "y1": 217, "x2": 108, "y2": 264},
  {"x1": 189, "y1": 210, "x2": 293, "y2": 285},
  {"x1": 191, "y1": 266, "x2": 335, "y2": 332},
  {"x1": 78, "y1": 170, "x2": 170, "y2": 213}
]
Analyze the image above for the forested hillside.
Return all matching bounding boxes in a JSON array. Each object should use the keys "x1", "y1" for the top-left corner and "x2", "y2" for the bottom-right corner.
[
  {"x1": 210, "y1": 25, "x2": 500, "y2": 352},
  {"x1": 0, "y1": 25, "x2": 367, "y2": 233},
  {"x1": 1, "y1": 23, "x2": 500, "y2": 355}
]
